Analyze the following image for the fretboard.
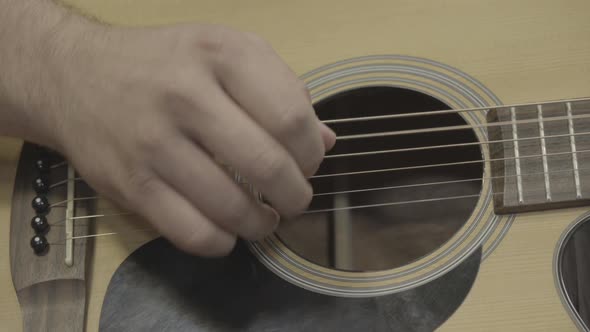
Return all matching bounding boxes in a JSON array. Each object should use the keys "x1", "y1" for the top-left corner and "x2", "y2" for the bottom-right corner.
[{"x1": 487, "y1": 98, "x2": 590, "y2": 213}]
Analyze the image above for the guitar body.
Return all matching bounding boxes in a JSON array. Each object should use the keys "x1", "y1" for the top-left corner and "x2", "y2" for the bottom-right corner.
[{"x1": 1, "y1": 0, "x2": 590, "y2": 331}]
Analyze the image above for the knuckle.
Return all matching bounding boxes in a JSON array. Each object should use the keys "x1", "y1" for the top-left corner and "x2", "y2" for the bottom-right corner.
[
  {"x1": 294, "y1": 79, "x2": 310, "y2": 98},
  {"x1": 159, "y1": 89, "x2": 205, "y2": 125},
  {"x1": 243, "y1": 32, "x2": 271, "y2": 49},
  {"x1": 300, "y1": 81, "x2": 313, "y2": 102},
  {"x1": 251, "y1": 148, "x2": 289, "y2": 186},
  {"x1": 122, "y1": 170, "x2": 161, "y2": 208},
  {"x1": 196, "y1": 27, "x2": 246, "y2": 63},
  {"x1": 135, "y1": 121, "x2": 168, "y2": 154},
  {"x1": 195, "y1": 26, "x2": 228, "y2": 55},
  {"x1": 275, "y1": 100, "x2": 310, "y2": 137}
]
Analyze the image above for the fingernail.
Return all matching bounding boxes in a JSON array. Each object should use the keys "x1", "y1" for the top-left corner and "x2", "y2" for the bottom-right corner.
[{"x1": 263, "y1": 203, "x2": 281, "y2": 230}]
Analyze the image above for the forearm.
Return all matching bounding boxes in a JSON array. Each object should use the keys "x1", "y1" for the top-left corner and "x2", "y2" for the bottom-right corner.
[{"x1": 0, "y1": 0, "x2": 94, "y2": 148}]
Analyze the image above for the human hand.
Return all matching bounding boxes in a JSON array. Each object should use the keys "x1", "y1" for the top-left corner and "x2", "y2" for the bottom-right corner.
[{"x1": 35, "y1": 22, "x2": 336, "y2": 256}]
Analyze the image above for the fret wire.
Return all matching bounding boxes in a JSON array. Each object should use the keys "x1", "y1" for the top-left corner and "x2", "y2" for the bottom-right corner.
[
  {"x1": 537, "y1": 105, "x2": 551, "y2": 201},
  {"x1": 567, "y1": 102, "x2": 582, "y2": 199},
  {"x1": 321, "y1": 96, "x2": 590, "y2": 124},
  {"x1": 511, "y1": 107, "x2": 524, "y2": 204}
]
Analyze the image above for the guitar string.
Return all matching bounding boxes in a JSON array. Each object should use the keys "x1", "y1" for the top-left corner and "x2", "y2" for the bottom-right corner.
[
  {"x1": 320, "y1": 96, "x2": 590, "y2": 124},
  {"x1": 334, "y1": 112, "x2": 590, "y2": 141},
  {"x1": 326, "y1": 131, "x2": 590, "y2": 158},
  {"x1": 47, "y1": 148, "x2": 590, "y2": 209},
  {"x1": 45, "y1": 129, "x2": 590, "y2": 192},
  {"x1": 53, "y1": 196, "x2": 487, "y2": 243},
  {"x1": 49, "y1": 212, "x2": 133, "y2": 225},
  {"x1": 39, "y1": 96, "x2": 590, "y2": 171},
  {"x1": 311, "y1": 149, "x2": 590, "y2": 179},
  {"x1": 51, "y1": 184, "x2": 575, "y2": 243},
  {"x1": 49, "y1": 227, "x2": 158, "y2": 245},
  {"x1": 50, "y1": 196, "x2": 99, "y2": 208},
  {"x1": 46, "y1": 148, "x2": 590, "y2": 210},
  {"x1": 49, "y1": 161, "x2": 67, "y2": 169},
  {"x1": 45, "y1": 97, "x2": 590, "y2": 242},
  {"x1": 44, "y1": 100, "x2": 590, "y2": 168},
  {"x1": 40, "y1": 106, "x2": 590, "y2": 187},
  {"x1": 46, "y1": 164, "x2": 590, "y2": 243},
  {"x1": 54, "y1": 165, "x2": 586, "y2": 208},
  {"x1": 314, "y1": 166, "x2": 590, "y2": 196},
  {"x1": 49, "y1": 177, "x2": 82, "y2": 189},
  {"x1": 43, "y1": 127, "x2": 590, "y2": 206}
]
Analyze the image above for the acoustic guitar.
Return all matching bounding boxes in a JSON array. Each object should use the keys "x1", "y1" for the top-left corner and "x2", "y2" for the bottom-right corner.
[{"x1": 1, "y1": 0, "x2": 590, "y2": 331}]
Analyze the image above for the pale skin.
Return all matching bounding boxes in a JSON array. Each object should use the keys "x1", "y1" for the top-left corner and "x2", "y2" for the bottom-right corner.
[{"x1": 0, "y1": 0, "x2": 336, "y2": 256}]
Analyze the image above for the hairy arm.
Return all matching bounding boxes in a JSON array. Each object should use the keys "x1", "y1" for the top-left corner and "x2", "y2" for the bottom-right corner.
[
  {"x1": 0, "y1": 0, "x2": 85, "y2": 146},
  {"x1": 0, "y1": 0, "x2": 335, "y2": 255}
]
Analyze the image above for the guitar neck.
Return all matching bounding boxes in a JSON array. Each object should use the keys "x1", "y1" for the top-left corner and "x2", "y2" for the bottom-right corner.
[{"x1": 487, "y1": 98, "x2": 590, "y2": 213}]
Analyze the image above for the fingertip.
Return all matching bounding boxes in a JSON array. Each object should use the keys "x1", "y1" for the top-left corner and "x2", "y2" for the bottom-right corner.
[
  {"x1": 174, "y1": 222, "x2": 238, "y2": 257},
  {"x1": 265, "y1": 203, "x2": 281, "y2": 231},
  {"x1": 319, "y1": 122, "x2": 337, "y2": 152},
  {"x1": 246, "y1": 203, "x2": 280, "y2": 240},
  {"x1": 188, "y1": 232, "x2": 238, "y2": 257}
]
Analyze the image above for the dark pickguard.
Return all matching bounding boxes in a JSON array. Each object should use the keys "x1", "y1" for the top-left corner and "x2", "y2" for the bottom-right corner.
[{"x1": 99, "y1": 239, "x2": 481, "y2": 332}]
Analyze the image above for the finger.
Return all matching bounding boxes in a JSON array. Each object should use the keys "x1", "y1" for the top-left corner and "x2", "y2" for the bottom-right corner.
[
  {"x1": 319, "y1": 122, "x2": 337, "y2": 152},
  {"x1": 150, "y1": 135, "x2": 279, "y2": 240},
  {"x1": 175, "y1": 85, "x2": 313, "y2": 218},
  {"x1": 211, "y1": 34, "x2": 326, "y2": 177},
  {"x1": 126, "y1": 171, "x2": 236, "y2": 256}
]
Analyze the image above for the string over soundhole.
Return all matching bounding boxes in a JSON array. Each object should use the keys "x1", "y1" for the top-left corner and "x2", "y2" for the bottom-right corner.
[{"x1": 276, "y1": 86, "x2": 483, "y2": 272}]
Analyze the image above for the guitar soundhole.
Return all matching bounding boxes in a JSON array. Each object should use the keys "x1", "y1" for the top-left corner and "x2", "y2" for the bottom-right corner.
[{"x1": 276, "y1": 86, "x2": 483, "y2": 271}]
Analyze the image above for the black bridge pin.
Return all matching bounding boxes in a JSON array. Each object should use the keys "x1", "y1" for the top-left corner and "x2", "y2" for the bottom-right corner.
[
  {"x1": 31, "y1": 196, "x2": 50, "y2": 214},
  {"x1": 31, "y1": 215, "x2": 50, "y2": 234},
  {"x1": 32, "y1": 175, "x2": 50, "y2": 194},
  {"x1": 34, "y1": 157, "x2": 50, "y2": 173},
  {"x1": 30, "y1": 235, "x2": 49, "y2": 256}
]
